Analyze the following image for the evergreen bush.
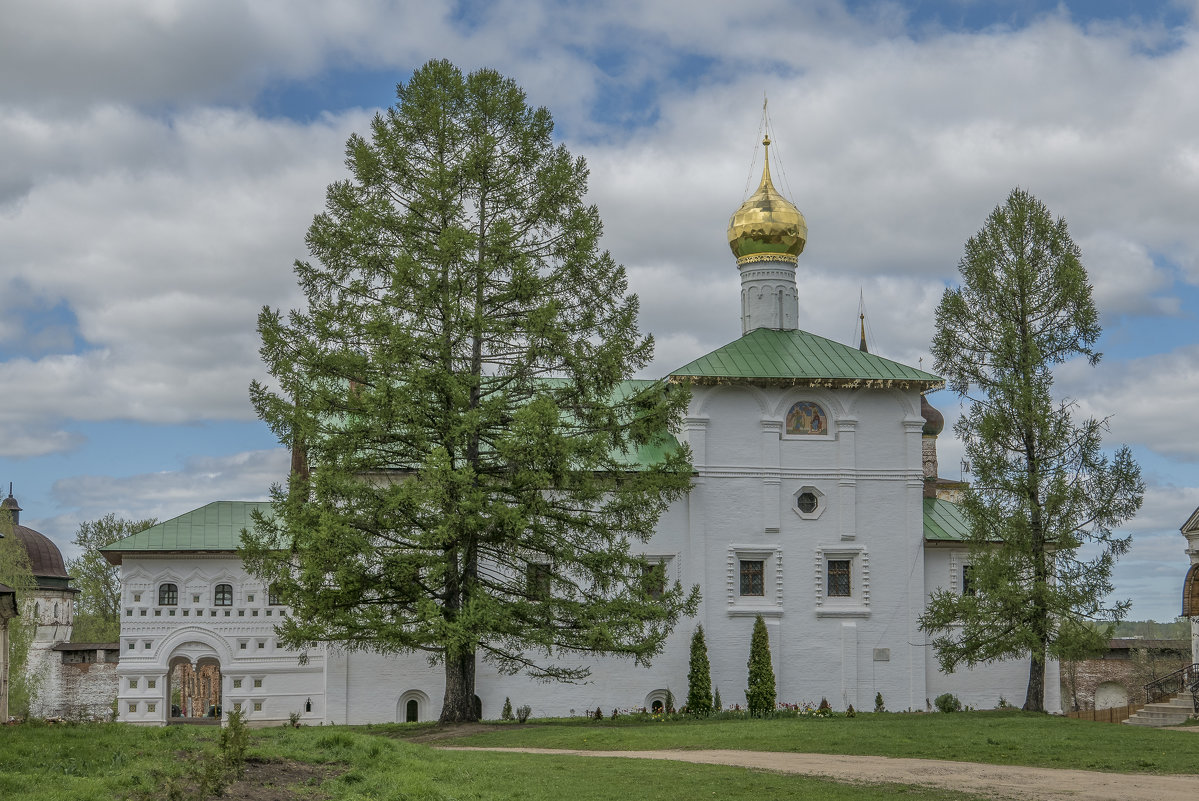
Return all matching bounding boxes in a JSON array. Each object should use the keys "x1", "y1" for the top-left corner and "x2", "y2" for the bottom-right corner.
[
  {"x1": 745, "y1": 615, "x2": 776, "y2": 716},
  {"x1": 934, "y1": 693, "x2": 962, "y2": 713},
  {"x1": 686, "y1": 626, "x2": 714, "y2": 716},
  {"x1": 501, "y1": 697, "x2": 514, "y2": 721}
]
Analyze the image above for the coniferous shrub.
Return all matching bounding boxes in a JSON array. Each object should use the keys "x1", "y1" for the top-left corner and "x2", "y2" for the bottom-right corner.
[
  {"x1": 713, "y1": 686, "x2": 722, "y2": 712},
  {"x1": 686, "y1": 626, "x2": 714, "y2": 716},
  {"x1": 501, "y1": 697, "x2": 514, "y2": 721},
  {"x1": 745, "y1": 615, "x2": 776, "y2": 716},
  {"x1": 220, "y1": 707, "x2": 249, "y2": 780},
  {"x1": 934, "y1": 693, "x2": 962, "y2": 713},
  {"x1": 874, "y1": 691, "x2": 885, "y2": 713}
]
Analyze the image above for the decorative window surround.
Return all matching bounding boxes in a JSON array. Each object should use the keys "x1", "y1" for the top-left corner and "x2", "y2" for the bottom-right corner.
[
  {"x1": 727, "y1": 544, "x2": 783, "y2": 617},
  {"x1": 792, "y1": 485, "x2": 826, "y2": 520},
  {"x1": 949, "y1": 551, "x2": 967, "y2": 594},
  {"x1": 813, "y1": 545, "x2": 870, "y2": 618}
]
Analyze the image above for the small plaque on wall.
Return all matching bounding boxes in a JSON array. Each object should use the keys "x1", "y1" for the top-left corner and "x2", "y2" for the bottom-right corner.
[{"x1": 873, "y1": 648, "x2": 890, "y2": 662}]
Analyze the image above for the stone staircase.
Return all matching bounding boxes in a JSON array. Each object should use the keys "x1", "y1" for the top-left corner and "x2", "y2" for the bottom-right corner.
[{"x1": 1123, "y1": 693, "x2": 1197, "y2": 727}]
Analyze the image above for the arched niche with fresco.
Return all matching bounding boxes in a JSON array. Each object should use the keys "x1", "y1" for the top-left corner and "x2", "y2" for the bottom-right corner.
[{"x1": 784, "y1": 400, "x2": 829, "y2": 436}]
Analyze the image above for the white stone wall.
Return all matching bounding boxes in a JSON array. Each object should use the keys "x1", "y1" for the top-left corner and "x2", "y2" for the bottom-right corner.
[
  {"x1": 115, "y1": 380, "x2": 1053, "y2": 723},
  {"x1": 117, "y1": 554, "x2": 324, "y2": 726},
  {"x1": 26, "y1": 586, "x2": 84, "y2": 719},
  {"x1": 33, "y1": 649, "x2": 118, "y2": 720},
  {"x1": 923, "y1": 546, "x2": 1062, "y2": 711}
]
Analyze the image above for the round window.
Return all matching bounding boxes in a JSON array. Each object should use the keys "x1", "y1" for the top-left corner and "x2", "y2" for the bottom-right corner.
[{"x1": 797, "y1": 492, "x2": 818, "y2": 514}]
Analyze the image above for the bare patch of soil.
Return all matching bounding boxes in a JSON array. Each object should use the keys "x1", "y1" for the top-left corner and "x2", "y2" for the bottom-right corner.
[
  {"x1": 441, "y1": 746, "x2": 1199, "y2": 801},
  {"x1": 387, "y1": 721, "x2": 511, "y2": 744},
  {"x1": 218, "y1": 758, "x2": 344, "y2": 801}
]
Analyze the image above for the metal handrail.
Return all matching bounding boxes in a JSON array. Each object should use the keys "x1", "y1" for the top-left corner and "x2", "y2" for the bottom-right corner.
[{"x1": 1144, "y1": 663, "x2": 1198, "y2": 711}]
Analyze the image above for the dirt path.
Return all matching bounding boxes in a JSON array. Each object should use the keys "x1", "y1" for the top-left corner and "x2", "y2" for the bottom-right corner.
[{"x1": 439, "y1": 746, "x2": 1199, "y2": 801}]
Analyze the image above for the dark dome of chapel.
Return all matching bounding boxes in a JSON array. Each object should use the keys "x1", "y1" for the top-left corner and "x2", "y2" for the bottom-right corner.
[
  {"x1": 921, "y1": 395, "x2": 945, "y2": 437},
  {"x1": 12, "y1": 525, "x2": 70, "y2": 579}
]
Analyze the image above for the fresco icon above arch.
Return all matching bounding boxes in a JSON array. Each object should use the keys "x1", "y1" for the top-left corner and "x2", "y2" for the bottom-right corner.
[{"x1": 786, "y1": 401, "x2": 827, "y2": 435}]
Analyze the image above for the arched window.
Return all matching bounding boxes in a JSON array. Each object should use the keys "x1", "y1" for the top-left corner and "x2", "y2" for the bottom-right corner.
[
  {"x1": 1183, "y1": 564, "x2": 1199, "y2": 617},
  {"x1": 159, "y1": 583, "x2": 178, "y2": 606},
  {"x1": 268, "y1": 584, "x2": 282, "y2": 606},
  {"x1": 214, "y1": 584, "x2": 233, "y2": 606},
  {"x1": 785, "y1": 401, "x2": 828, "y2": 435}
]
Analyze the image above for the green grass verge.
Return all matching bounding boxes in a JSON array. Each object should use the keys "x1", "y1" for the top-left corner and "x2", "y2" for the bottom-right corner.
[
  {"x1": 0, "y1": 722, "x2": 989, "y2": 800},
  {"x1": 446, "y1": 710, "x2": 1199, "y2": 775}
]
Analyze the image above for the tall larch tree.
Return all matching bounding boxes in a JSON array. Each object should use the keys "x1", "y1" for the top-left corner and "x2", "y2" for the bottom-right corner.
[
  {"x1": 919, "y1": 188, "x2": 1143, "y2": 712},
  {"x1": 245, "y1": 60, "x2": 697, "y2": 723}
]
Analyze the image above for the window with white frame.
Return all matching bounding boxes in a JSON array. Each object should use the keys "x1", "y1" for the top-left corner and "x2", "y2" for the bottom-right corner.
[
  {"x1": 792, "y1": 486, "x2": 826, "y2": 520},
  {"x1": 727, "y1": 546, "x2": 782, "y2": 615},
  {"x1": 813, "y1": 546, "x2": 869, "y2": 616}
]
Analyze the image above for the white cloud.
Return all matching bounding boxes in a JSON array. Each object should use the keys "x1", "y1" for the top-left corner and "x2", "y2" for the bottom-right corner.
[
  {"x1": 29, "y1": 447, "x2": 290, "y2": 561},
  {"x1": 1060, "y1": 344, "x2": 1199, "y2": 461},
  {"x1": 0, "y1": 425, "x2": 85, "y2": 458},
  {"x1": 0, "y1": 105, "x2": 369, "y2": 426}
]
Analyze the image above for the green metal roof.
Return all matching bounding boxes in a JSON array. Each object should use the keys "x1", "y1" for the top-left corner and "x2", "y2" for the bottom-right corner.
[
  {"x1": 100, "y1": 501, "x2": 273, "y2": 563},
  {"x1": 923, "y1": 497, "x2": 971, "y2": 542},
  {"x1": 668, "y1": 328, "x2": 943, "y2": 389}
]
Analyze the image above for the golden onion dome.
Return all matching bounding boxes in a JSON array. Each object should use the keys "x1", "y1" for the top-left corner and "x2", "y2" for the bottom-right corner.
[{"x1": 727, "y1": 136, "x2": 807, "y2": 265}]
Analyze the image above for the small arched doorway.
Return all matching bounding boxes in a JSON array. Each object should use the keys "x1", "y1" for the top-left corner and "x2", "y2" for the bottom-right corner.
[
  {"x1": 167, "y1": 649, "x2": 222, "y2": 723},
  {"x1": 644, "y1": 688, "x2": 669, "y2": 714},
  {"x1": 397, "y1": 690, "x2": 431, "y2": 723}
]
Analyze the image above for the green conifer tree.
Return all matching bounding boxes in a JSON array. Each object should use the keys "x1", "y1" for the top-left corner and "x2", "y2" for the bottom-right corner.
[
  {"x1": 686, "y1": 625, "x2": 713, "y2": 716},
  {"x1": 745, "y1": 615, "x2": 775, "y2": 716},
  {"x1": 244, "y1": 59, "x2": 699, "y2": 723},
  {"x1": 0, "y1": 508, "x2": 39, "y2": 718},
  {"x1": 920, "y1": 188, "x2": 1143, "y2": 712}
]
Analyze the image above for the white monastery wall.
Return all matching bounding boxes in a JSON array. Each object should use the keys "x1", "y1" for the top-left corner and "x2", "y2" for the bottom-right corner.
[
  {"x1": 114, "y1": 377, "x2": 1059, "y2": 723},
  {"x1": 117, "y1": 554, "x2": 324, "y2": 726},
  {"x1": 33, "y1": 648, "x2": 118, "y2": 720},
  {"x1": 922, "y1": 546, "x2": 1062, "y2": 711}
]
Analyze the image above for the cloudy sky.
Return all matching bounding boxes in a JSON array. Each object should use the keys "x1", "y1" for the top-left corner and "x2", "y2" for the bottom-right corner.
[{"x1": 2, "y1": 0, "x2": 1197, "y2": 621}]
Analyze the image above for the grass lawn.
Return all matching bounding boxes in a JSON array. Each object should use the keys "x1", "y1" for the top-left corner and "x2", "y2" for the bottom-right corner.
[
  {"x1": 0, "y1": 721, "x2": 990, "y2": 801},
  {"x1": 445, "y1": 710, "x2": 1199, "y2": 775}
]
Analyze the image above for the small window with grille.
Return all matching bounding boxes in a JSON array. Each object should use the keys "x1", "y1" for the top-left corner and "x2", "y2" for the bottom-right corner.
[
  {"x1": 740, "y1": 560, "x2": 765, "y2": 597},
  {"x1": 827, "y1": 559, "x2": 851, "y2": 597}
]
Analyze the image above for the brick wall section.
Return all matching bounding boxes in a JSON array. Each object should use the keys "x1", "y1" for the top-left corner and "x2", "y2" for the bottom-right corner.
[
  {"x1": 1060, "y1": 640, "x2": 1190, "y2": 711},
  {"x1": 29, "y1": 647, "x2": 119, "y2": 720}
]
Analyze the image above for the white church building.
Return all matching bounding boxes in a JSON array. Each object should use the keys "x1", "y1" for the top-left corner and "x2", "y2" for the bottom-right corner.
[{"x1": 99, "y1": 139, "x2": 1059, "y2": 725}]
